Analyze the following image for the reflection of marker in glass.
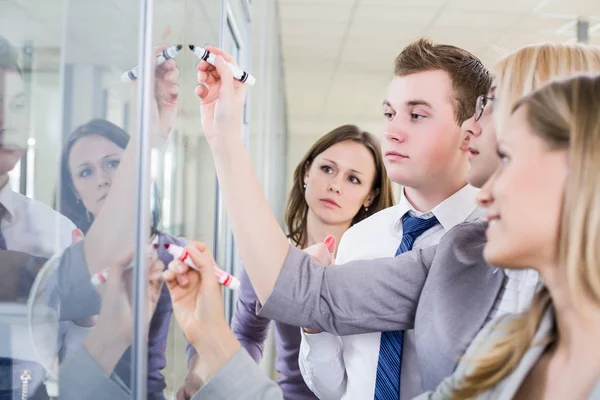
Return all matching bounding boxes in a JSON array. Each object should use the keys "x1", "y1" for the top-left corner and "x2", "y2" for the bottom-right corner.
[
  {"x1": 189, "y1": 45, "x2": 256, "y2": 86},
  {"x1": 121, "y1": 44, "x2": 182, "y2": 82},
  {"x1": 91, "y1": 263, "x2": 136, "y2": 287}
]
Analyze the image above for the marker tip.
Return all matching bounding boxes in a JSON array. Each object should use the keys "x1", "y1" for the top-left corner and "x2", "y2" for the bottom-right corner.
[{"x1": 324, "y1": 236, "x2": 336, "y2": 253}]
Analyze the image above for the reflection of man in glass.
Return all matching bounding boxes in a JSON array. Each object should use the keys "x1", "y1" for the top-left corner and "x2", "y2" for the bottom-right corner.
[
  {"x1": 0, "y1": 35, "x2": 77, "y2": 398},
  {"x1": 0, "y1": 36, "x2": 28, "y2": 181}
]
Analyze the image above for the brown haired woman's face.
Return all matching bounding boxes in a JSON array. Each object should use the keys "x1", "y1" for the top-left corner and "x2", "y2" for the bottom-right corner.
[
  {"x1": 68, "y1": 134, "x2": 124, "y2": 217},
  {"x1": 304, "y1": 140, "x2": 377, "y2": 226},
  {"x1": 478, "y1": 107, "x2": 567, "y2": 270}
]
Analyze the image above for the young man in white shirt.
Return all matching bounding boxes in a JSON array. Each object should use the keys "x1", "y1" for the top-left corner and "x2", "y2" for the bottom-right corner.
[{"x1": 298, "y1": 38, "x2": 493, "y2": 400}]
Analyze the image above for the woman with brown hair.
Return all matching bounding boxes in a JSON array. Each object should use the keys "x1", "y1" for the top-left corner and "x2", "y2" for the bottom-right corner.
[{"x1": 184, "y1": 124, "x2": 394, "y2": 399}]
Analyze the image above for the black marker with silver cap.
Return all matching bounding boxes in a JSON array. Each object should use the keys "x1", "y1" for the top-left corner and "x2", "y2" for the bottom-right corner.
[
  {"x1": 189, "y1": 44, "x2": 256, "y2": 86},
  {"x1": 121, "y1": 44, "x2": 182, "y2": 82}
]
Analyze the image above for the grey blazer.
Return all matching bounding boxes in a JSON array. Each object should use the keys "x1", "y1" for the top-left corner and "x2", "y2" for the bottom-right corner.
[
  {"x1": 57, "y1": 221, "x2": 504, "y2": 399},
  {"x1": 415, "y1": 308, "x2": 600, "y2": 399},
  {"x1": 258, "y1": 220, "x2": 505, "y2": 392}
]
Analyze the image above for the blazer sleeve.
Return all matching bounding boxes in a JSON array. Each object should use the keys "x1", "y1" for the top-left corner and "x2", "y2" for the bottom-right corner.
[{"x1": 257, "y1": 243, "x2": 437, "y2": 335}]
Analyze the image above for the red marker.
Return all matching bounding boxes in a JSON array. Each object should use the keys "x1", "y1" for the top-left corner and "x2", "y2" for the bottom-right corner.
[
  {"x1": 324, "y1": 236, "x2": 336, "y2": 253},
  {"x1": 165, "y1": 244, "x2": 240, "y2": 290}
]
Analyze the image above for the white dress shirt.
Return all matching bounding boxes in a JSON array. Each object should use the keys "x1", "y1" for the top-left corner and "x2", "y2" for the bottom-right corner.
[
  {"x1": 0, "y1": 181, "x2": 75, "y2": 256},
  {"x1": 487, "y1": 268, "x2": 541, "y2": 322},
  {"x1": 299, "y1": 184, "x2": 482, "y2": 400}
]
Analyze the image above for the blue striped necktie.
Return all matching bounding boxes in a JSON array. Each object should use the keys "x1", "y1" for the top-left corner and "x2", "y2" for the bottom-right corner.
[
  {"x1": 374, "y1": 214, "x2": 440, "y2": 400},
  {"x1": 0, "y1": 206, "x2": 7, "y2": 250}
]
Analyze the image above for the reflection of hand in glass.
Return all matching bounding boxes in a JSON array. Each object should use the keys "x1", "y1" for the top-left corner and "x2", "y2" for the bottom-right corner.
[
  {"x1": 176, "y1": 357, "x2": 204, "y2": 400},
  {"x1": 84, "y1": 45, "x2": 179, "y2": 275},
  {"x1": 194, "y1": 46, "x2": 247, "y2": 144},
  {"x1": 130, "y1": 44, "x2": 179, "y2": 146},
  {"x1": 83, "y1": 249, "x2": 164, "y2": 374},
  {"x1": 153, "y1": 44, "x2": 179, "y2": 141},
  {"x1": 163, "y1": 242, "x2": 240, "y2": 383}
]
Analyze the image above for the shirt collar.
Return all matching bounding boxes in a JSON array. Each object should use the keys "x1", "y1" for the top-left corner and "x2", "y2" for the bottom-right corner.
[
  {"x1": 0, "y1": 180, "x2": 16, "y2": 223},
  {"x1": 394, "y1": 184, "x2": 480, "y2": 232}
]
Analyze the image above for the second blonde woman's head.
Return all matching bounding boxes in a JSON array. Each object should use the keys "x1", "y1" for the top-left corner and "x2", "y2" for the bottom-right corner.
[
  {"x1": 494, "y1": 42, "x2": 600, "y2": 136},
  {"x1": 463, "y1": 43, "x2": 600, "y2": 189}
]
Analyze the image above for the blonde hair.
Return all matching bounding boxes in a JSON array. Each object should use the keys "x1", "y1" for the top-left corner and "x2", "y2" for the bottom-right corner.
[
  {"x1": 494, "y1": 42, "x2": 600, "y2": 136},
  {"x1": 523, "y1": 75, "x2": 600, "y2": 306},
  {"x1": 451, "y1": 46, "x2": 600, "y2": 399}
]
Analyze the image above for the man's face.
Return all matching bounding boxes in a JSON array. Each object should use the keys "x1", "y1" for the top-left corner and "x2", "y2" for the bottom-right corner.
[
  {"x1": 0, "y1": 68, "x2": 28, "y2": 174},
  {"x1": 380, "y1": 70, "x2": 468, "y2": 190}
]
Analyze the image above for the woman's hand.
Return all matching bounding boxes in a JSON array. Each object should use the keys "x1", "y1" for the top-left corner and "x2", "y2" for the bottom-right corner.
[
  {"x1": 163, "y1": 242, "x2": 240, "y2": 386},
  {"x1": 130, "y1": 44, "x2": 179, "y2": 147},
  {"x1": 84, "y1": 248, "x2": 164, "y2": 374},
  {"x1": 163, "y1": 242, "x2": 230, "y2": 345},
  {"x1": 194, "y1": 46, "x2": 247, "y2": 145}
]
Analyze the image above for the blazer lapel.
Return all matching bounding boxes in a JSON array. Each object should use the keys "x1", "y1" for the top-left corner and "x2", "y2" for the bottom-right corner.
[
  {"x1": 415, "y1": 222, "x2": 505, "y2": 390},
  {"x1": 487, "y1": 310, "x2": 554, "y2": 399}
]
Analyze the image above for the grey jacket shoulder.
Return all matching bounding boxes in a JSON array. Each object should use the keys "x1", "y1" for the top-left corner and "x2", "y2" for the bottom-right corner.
[
  {"x1": 414, "y1": 219, "x2": 503, "y2": 391},
  {"x1": 440, "y1": 220, "x2": 487, "y2": 249},
  {"x1": 192, "y1": 348, "x2": 283, "y2": 400}
]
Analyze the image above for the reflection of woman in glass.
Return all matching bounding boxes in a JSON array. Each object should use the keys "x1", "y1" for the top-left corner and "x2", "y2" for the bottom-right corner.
[
  {"x1": 57, "y1": 119, "x2": 129, "y2": 234},
  {"x1": 56, "y1": 119, "x2": 183, "y2": 399},
  {"x1": 223, "y1": 125, "x2": 394, "y2": 399}
]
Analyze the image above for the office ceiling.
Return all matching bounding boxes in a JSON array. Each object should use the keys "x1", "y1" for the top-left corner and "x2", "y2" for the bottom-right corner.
[{"x1": 278, "y1": 0, "x2": 600, "y2": 138}]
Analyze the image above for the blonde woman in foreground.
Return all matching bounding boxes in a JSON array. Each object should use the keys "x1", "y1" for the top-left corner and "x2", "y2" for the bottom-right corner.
[{"x1": 415, "y1": 73, "x2": 600, "y2": 399}]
